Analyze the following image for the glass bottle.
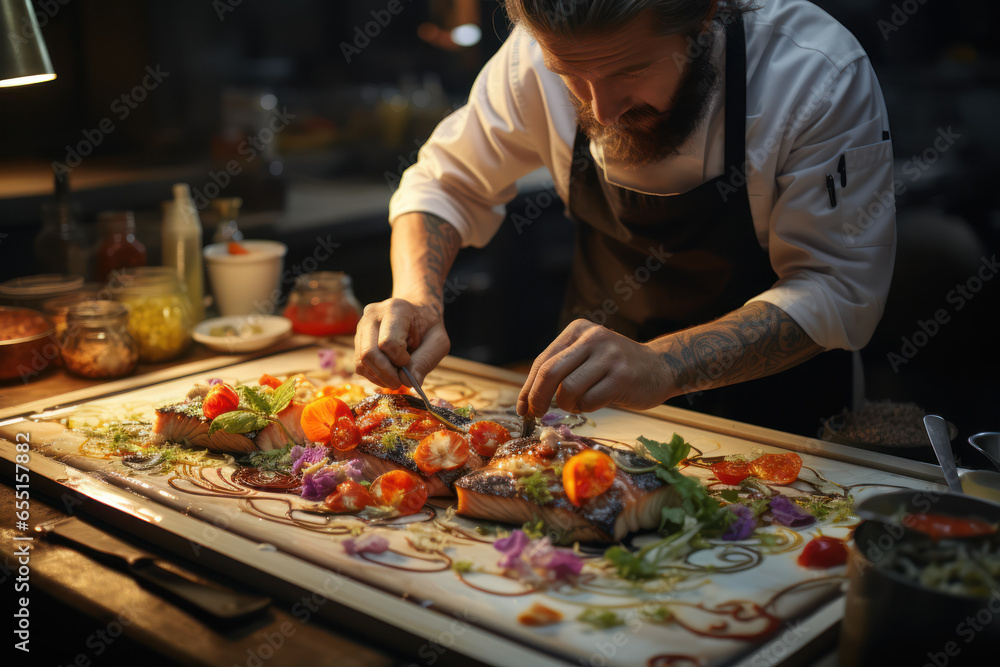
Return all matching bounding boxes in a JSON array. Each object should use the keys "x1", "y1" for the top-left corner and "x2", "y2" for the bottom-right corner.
[
  {"x1": 95, "y1": 211, "x2": 147, "y2": 282},
  {"x1": 112, "y1": 267, "x2": 192, "y2": 363},
  {"x1": 60, "y1": 300, "x2": 139, "y2": 379},
  {"x1": 282, "y1": 272, "x2": 362, "y2": 336},
  {"x1": 35, "y1": 170, "x2": 89, "y2": 277},
  {"x1": 210, "y1": 197, "x2": 244, "y2": 244},
  {"x1": 162, "y1": 183, "x2": 205, "y2": 322}
]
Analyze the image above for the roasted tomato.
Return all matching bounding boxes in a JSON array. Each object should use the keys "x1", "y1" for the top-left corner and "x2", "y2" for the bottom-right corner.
[
  {"x1": 562, "y1": 449, "x2": 617, "y2": 507},
  {"x1": 468, "y1": 421, "x2": 511, "y2": 457},
  {"x1": 318, "y1": 383, "x2": 368, "y2": 405},
  {"x1": 371, "y1": 470, "x2": 428, "y2": 516},
  {"x1": 750, "y1": 453, "x2": 803, "y2": 485},
  {"x1": 324, "y1": 480, "x2": 374, "y2": 513},
  {"x1": 258, "y1": 373, "x2": 283, "y2": 389},
  {"x1": 405, "y1": 417, "x2": 443, "y2": 440},
  {"x1": 797, "y1": 535, "x2": 849, "y2": 569},
  {"x1": 710, "y1": 459, "x2": 752, "y2": 486},
  {"x1": 202, "y1": 383, "x2": 239, "y2": 420},
  {"x1": 356, "y1": 407, "x2": 391, "y2": 435},
  {"x1": 301, "y1": 396, "x2": 361, "y2": 450},
  {"x1": 413, "y1": 431, "x2": 470, "y2": 475}
]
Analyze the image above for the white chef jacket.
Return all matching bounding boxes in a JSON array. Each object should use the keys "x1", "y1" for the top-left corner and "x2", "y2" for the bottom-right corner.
[{"x1": 388, "y1": 0, "x2": 896, "y2": 351}]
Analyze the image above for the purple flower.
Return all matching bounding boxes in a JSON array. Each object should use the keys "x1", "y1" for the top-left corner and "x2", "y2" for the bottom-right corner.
[
  {"x1": 343, "y1": 533, "x2": 389, "y2": 556},
  {"x1": 769, "y1": 496, "x2": 816, "y2": 528},
  {"x1": 207, "y1": 378, "x2": 224, "y2": 386},
  {"x1": 722, "y1": 504, "x2": 757, "y2": 541},
  {"x1": 540, "y1": 412, "x2": 564, "y2": 426},
  {"x1": 300, "y1": 465, "x2": 341, "y2": 500},
  {"x1": 344, "y1": 458, "x2": 364, "y2": 482},
  {"x1": 430, "y1": 397, "x2": 454, "y2": 409},
  {"x1": 494, "y1": 530, "x2": 530, "y2": 569},
  {"x1": 290, "y1": 445, "x2": 328, "y2": 475},
  {"x1": 318, "y1": 348, "x2": 338, "y2": 371}
]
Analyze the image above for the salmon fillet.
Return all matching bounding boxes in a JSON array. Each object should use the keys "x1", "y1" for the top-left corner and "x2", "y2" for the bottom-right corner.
[
  {"x1": 153, "y1": 401, "x2": 306, "y2": 453},
  {"x1": 345, "y1": 394, "x2": 480, "y2": 497},
  {"x1": 454, "y1": 435, "x2": 678, "y2": 543}
]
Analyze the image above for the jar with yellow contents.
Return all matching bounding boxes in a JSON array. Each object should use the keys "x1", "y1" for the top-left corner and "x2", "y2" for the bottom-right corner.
[{"x1": 112, "y1": 267, "x2": 192, "y2": 362}]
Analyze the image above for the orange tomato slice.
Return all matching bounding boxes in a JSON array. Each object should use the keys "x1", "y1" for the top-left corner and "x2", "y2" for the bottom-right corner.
[
  {"x1": 324, "y1": 480, "x2": 374, "y2": 513},
  {"x1": 405, "y1": 417, "x2": 443, "y2": 440},
  {"x1": 318, "y1": 383, "x2": 367, "y2": 405},
  {"x1": 413, "y1": 431, "x2": 470, "y2": 474},
  {"x1": 203, "y1": 383, "x2": 239, "y2": 420},
  {"x1": 301, "y1": 396, "x2": 360, "y2": 450},
  {"x1": 468, "y1": 421, "x2": 511, "y2": 457},
  {"x1": 750, "y1": 453, "x2": 803, "y2": 485},
  {"x1": 710, "y1": 460, "x2": 752, "y2": 485},
  {"x1": 371, "y1": 470, "x2": 428, "y2": 516},
  {"x1": 562, "y1": 449, "x2": 617, "y2": 507}
]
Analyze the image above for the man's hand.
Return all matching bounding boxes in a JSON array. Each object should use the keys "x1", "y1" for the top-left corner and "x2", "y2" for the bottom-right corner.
[
  {"x1": 517, "y1": 320, "x2": 673, "y2": 417},
  {"x1": 354, "y1": 211, "x2": 463, "y2": 388},
  {"x1": 517, "y1": 302, "x2": 823, "y2": 417},
  {"x1": 354, "y1": 298, "x2": 450, "y2": 388}
]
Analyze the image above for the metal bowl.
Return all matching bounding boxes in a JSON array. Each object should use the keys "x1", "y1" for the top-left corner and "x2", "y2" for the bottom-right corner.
[
  {"x1": 0, "y1": 306, "x2": 58, "y2": 382},
  {"x1": 839, "y1": 490, "x2": 1000, "y2": 665},
  {"x1": 969, "y1": 432, "x2": 1000, "y2": 472}
]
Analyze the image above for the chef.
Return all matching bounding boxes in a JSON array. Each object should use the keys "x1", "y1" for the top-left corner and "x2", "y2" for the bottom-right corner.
[{"x1": 354, "y1": 0, "x2": 896, "y2": 435}]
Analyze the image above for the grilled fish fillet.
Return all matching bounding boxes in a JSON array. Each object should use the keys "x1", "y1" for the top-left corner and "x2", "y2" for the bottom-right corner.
[{"x1": 153, "y1": 401, "x2": 306, "y2": 453}]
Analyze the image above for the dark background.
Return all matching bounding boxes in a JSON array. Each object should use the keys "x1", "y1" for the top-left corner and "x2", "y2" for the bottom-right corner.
[{"x1": 0, "y1": 0, "x2": 997, "y2": 453}]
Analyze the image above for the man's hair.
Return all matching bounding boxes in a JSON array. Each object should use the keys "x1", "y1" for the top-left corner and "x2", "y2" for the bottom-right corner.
[{"x1": 503, "y1": 0, "x2": 754, "y2": 38}]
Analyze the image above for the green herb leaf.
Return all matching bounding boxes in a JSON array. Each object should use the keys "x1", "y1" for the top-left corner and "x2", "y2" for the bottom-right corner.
[
  {"x1": 519, "y1": 470, "x2": 554, "y2": 505},
  {"x1": 237, "y1": 443, "x2": 295, "y2": 471},
  {"x1": 208, "y1": 410, "x2": 270, "y2": 435},
  {"x1": 268, "y1": 377, "x2": 297, "y2": 415},
  {"x1": 578, "y1": 608, "x2": 624, "y2": 630},
  {"x1": 238, "y1": 385, "x2": 273, "y2": 415},
  {"x1": 719, "y1": 488, "x2": 740, "y2": 503},
  {"x1": 640, "y1": 605, "x2": 672, "y2": 623},
  {"x1": 604, "y1": 545, "x2": 659, "y2": 580},
  {"x1": 638, "y1": 434, "x2": 690, "y2": 469},
  {"x1": 452, "y1": 560, "x2": 474, "y2": 573}
]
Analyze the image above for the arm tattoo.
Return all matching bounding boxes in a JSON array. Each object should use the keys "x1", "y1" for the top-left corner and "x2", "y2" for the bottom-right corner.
[
  {"x1": 659, "y1": 301, "x2": 823, "y2": 396},
  {"x1": 417, "y1": 213, "x2": 462, "y2": 315}
]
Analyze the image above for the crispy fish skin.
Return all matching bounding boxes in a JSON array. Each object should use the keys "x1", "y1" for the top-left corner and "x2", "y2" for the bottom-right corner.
[
  {"x1": 347, "y1": 394, "x2": 480, "y2": 496},
  {"x1": 454, "y1": 436, "x2": 678, "y2": 543}
]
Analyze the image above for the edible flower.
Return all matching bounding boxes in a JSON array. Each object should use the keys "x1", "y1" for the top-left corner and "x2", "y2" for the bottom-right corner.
[
  {"x1": 207, "y1": 377, "x2": 224, "y2": 386},
  {"x1": 343, "y1": 533, "x2": 389, "y2": 556},
  {"x1": 769, "y1": 495, "x2": 816, "y2": 528},
  {"x1": 299, "y1": 456, "x2": 364, "y2": 500},
  {"x1": 318, "y1": 348, "x2": 338, "y2": 371},
  {"x1": 722, "y1": 504, "x2": 757, "y2": 541},
  {"x1": 494, "y1": 530, "x2": 583, "y2": 586},
  {"x1": 290, "y1": 445, "x2": 327, "y2": 475}
]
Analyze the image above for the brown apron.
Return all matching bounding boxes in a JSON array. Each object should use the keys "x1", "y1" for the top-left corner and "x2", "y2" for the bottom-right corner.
[{"x1": 562, "y1": 13, "x2": 849, "y2": 435}]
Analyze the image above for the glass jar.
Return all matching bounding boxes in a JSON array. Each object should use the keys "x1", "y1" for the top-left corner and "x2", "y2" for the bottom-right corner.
[
  {"x1": 61, "y1": 301, "x2": 139, "y2": 379},
  {"x1": 112, "y1": 267, "x2": 192, "y2": 363},
  {"x1": 95, "y1": 211, "x2": 147, "y2": 282},
  {"x1": 282, "y1": 272, "x2": 362, "y2": 336}
]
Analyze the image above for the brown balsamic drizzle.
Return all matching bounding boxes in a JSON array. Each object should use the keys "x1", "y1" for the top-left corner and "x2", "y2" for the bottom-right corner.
[
  {"x1": 762, "y1": 574, "x2": 845, "y2": 615},
  {"x1": 358, "y1": 543, "x2": 452, "y2": 573},
  {"x1": 454, "y1": 569, "x2": 540, "y2": 597},
  {"x1": 647, "y1": 656, "x2": 702, "y2": 667},
  {"x1": 231, "y1": 467, "x2": 300, "y2": 492},
  {"x1": 665, "y1": 599, "x2": 782, "y2": 641},
  {"x1": 168, "y1": 465, "x2": 252, "y2": 497}
]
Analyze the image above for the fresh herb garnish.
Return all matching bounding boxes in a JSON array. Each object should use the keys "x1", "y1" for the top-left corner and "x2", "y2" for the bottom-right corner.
[
  {"x1": 452, "y1": 405, "x2": 475, "y2": 418},
  {"x1": 640, "y1": 605, "x2": 673, "y2": 623},
  {"x1": 637, "y1": 435, "x2": 726, "y2": 533},
  {"x1": 803, "y1": 495, "x2": 856, "y2": 522},
  {"x1": 237, "y1": 443, "x2": 296, "y2": 471},
  {"x1": 578, "y1": 608, "x2": 624, "y2": 630},
  {"x1": 519, "y1": 470, "x2": 554, "y2": 505},
  {"x1": 452, "y1": 560, "x2": 474, "y2": 573},
  {"x1": 208, "y1": 377, "x2": 298, "y2": 444}
]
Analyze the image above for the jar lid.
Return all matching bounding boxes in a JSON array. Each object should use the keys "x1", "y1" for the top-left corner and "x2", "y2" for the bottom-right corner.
[
  {"x1": 0, "y1": 274, "x2": 84, "y2": 298},
  {"x1": 67, "y1": 300, "x2": 129, "y2": 324},
  {"x1": 43, "y1": 291, "x2": 101, "y2": 317},
  {"x1": 293, "y1": 271, "x2": 351, "y2": 291},
  {"x1": 109, "y1": 267, "x2": 183, "y2": 297}
]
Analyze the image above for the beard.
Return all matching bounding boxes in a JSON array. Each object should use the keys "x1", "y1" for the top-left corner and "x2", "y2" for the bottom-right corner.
[{"x1": 573, "y1": 31, "x2": 720, "y2": 168}]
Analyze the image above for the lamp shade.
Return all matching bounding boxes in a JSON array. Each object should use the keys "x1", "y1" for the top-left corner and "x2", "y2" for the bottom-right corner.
[{"x1": 0, "y1": 0, "x2": 56, "y2": 87}]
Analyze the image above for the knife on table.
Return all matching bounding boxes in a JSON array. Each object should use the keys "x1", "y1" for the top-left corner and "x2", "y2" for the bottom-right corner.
[{"x1": 36, "y1": 517, "x2": 271, "y2": 620}]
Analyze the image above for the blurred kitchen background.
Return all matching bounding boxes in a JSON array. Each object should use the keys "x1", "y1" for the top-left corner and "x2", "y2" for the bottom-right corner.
[{"x1": 0, "y1": 0, "x2": 997, "y2": 451}]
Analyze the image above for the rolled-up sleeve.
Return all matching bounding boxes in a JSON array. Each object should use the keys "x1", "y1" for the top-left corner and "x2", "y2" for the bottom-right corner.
[
  {"x1": 749, "y1": 57, "x2": 896, "y2": 351},
  {"x1": 388, "y1": 29, "x2": 556, "y2": 248}
]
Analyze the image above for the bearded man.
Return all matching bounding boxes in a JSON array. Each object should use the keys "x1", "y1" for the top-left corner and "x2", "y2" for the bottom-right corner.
[{"x1": 355, "y1": 0, "x2": 895, "y2": 435}]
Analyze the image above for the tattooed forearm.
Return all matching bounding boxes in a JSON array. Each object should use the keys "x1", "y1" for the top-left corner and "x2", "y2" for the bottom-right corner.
[
  {"x1": 656, "y1": 301, "x2": 823, "y2": 398},
  {"x1": 390, "y1": 211, "x2": 462, "y2": 315}
]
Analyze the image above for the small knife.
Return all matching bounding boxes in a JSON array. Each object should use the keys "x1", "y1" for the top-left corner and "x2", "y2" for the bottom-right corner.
[{"x1": 37, "y1": 517, "x2": 271, "y2": 620}]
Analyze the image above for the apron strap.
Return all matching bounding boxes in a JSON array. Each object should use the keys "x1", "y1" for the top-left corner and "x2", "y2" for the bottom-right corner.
[{"x1": 723, "y1": 12, "x2": 747, "y2": 174}]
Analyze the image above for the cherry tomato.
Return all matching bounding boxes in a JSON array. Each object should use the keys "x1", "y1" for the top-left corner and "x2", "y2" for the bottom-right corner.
[
  {"x1": 228, "y1": 241, "x2": 250, "y2": 255},
  {"x1": 324, "y1": 480, "x2": 374, "y2": 513},
  {"x1": 468, "y1": 421, "x2": 511, "y2": 457},
  {"x1": 202, "y1": 383, "x2": 240, "y2": 420},
  {"x1": 356, "y1": 408, "x2": 391, "y2": 435},
  {"x1": 710, "y1": 459, "x2": 752, "y2": 485},
  {"x1": 413, "y1": 431, "x2": 470, "y2": 474},
  {"x1": 371, "y1": 469, "x2": 428, "y2": 516},
  {"x1": 906, "y1": 513, "x2": 998, "y2": 540},
  {"x1": 750, "y1": 453, "x2": 803, "y2": 485},
  {"x1": 318, "y1": 383, "x2": 368, "y2": 405},
  {"x1": 301, "y1": 397, "x2": 360, "y2": 450},
  {"x1": 562, "y1": 449, "x2": 617, "y2": 507},
  {"x1": 797, "y1": 535, "x2": 849, "y2": 569},
  {"x1": 258, "y1": 373, "x2": 283, "y2": 389},
  {"x1": 405, "y1": 417, "x2": 443, "y2": 440}
]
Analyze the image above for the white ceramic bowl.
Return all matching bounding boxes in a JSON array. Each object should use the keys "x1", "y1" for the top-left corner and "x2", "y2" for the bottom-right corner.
[
  {"x1": 203, "y1": 241, "x2": 287, "y2": 317},
  {"x1": 192, "y1": 315, "x2": 291, "y2": 353}
]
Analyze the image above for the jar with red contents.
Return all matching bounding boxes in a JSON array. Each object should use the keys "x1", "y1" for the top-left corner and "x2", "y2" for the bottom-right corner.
[
  {"x1": 95, "y1": 211, "x2": 147, "y2": 281},
  {"x1": 282, "y1": 272, "x2": 362, "y2": 336}
]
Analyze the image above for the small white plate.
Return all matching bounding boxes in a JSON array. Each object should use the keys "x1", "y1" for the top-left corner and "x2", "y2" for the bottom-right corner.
[{"x1": 192, "y1": 315, "x2": 292, "y2": 354}]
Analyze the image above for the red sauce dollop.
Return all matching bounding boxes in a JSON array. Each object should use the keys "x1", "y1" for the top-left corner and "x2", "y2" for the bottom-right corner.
[
  {"x1": 797, "y1": 535, "x2": 849, "y2": 569},
  {"x1": 906, "y1": 513, "x2": 997, "y2": 540}
]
